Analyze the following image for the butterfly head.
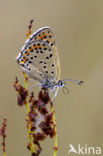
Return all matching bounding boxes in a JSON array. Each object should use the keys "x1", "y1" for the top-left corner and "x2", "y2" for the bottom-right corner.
[
  {"x1": 56, "y1": 79, "x2": 83, "y2": 96},
  {"x1": 57, "y1": 79, "x2": 83, "y2": 88},
  {"x1": 57, "y1": 80, "x2": 65, "y2": 88}
]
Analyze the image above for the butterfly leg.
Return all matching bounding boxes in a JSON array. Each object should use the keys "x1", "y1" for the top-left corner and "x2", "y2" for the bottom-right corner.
[
  {"x1": 51, "y1": 87, "x2": 59, "y2": 101},
  {"x1": 28, "y1": 83, "x2": 41, "y2": 90},
  {"x1": 49, "y1": 87, "x2": 56, "y2": 98}
]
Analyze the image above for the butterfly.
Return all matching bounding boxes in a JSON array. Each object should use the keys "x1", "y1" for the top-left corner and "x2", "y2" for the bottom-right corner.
[{"x1": 16, "y1": 27, "x2": 83, "y2": 100}]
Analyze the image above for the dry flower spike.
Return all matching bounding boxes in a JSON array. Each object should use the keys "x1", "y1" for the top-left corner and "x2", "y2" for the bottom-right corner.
[
  {"x1": 14, "y1": 76, "x2": 57, "y2": 156},
  {"x1": 14, "y1": 77, "x2": 29, "y2": 106}
]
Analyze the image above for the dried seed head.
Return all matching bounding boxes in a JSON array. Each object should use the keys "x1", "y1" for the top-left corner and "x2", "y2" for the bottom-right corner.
[
  {"x1": 14, "y1": 77, "x2": 28, "y2": 106},
  {"x1": 14, "y1": 76, "x2": 56, "y2": 155}
]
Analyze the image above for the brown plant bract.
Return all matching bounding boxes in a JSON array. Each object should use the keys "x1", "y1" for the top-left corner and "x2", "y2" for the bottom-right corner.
[
  {"x1": 14, "y1": 77, "x2": 56, "y2": 155},
  {"x1": 14, "y1": 77, "x2": 29, "y2": 106}
]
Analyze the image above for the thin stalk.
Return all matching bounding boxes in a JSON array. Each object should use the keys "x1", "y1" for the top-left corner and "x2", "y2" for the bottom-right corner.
[
  {"x1": 24, "y1": 72, "x2": 36, "y2": 154},
  {"x1": 51, "y1": 104, "x2": 58, "y2": 156},
  {"x1": 3, "y1": 152, "x2": 6, "y2": 156}
]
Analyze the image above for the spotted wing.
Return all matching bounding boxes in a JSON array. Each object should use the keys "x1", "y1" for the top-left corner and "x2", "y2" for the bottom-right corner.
[
  {"x1": 28, "y1": 27, "x2": 60, "y2": 81},
  {"x1": 17, "y1": 27, "x2": 60, "y2": 84},
  {"x1": 16, "y1": 40, "x2": 58, "y2": 84}
]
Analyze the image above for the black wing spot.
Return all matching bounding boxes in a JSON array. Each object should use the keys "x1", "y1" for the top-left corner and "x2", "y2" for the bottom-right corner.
[
  {"x1": 42, "y1": 43, "x2": 45, "y2": 46},
  {"x1": 40, "y1": 51, "x2": 43, "y2": 54},
  {"x1": 30, "y1": 57, "x2": 33, "y2": 59},
  {"x1": 52, "y1": 64, "x2": 54, "y2": 67},
  {"x1": 46, "y1": 56, "x2": 49, "y2": 59},
  {"x1": 37, "y1": 43, "x2": 40, "y2": 46},
  {"x1": 34, "y1": 56, "x2": 37, "y2": 58},
  {"x1": 28, "y1": 61, "x2": 32, "y2": 64},
  {"x1": 46, "y1": 40, "x2": 49, "y2": 44},
  {"x1": 39, "y1": 61, "x2": 43, "y2": 64},
  {"x1": 44, "y1": 48, "x2": 47, "y2": 51},
  {"x1": 24, "y1": 51, "x2": 27, "y2": 54},
  {"x1": 51, "y1": 71, "x2": 54, "y2": 74},
  {"x1": 36, "y1": 50, "x2": 39, "y2": 53},
  {"x1": 45, "y1": 71, "x2": 48, "y2": 74},
  {"x1": 44, "y1": 36, "x2": 47, "y2": 39},
  {"x1": 50, "y1": 54, "x2": 53, "y2": 57},
  {"x1": 43, "y1": 66, "x2": 46, "y2": 69},
  {"x1": 29, "y1": 46, "x2": 31, "y2": 49}
]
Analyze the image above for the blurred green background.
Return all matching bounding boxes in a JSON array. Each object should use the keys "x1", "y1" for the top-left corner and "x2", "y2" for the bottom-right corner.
[{"x1": 0, "y1": 0, "x2": 103, "y2": 156}]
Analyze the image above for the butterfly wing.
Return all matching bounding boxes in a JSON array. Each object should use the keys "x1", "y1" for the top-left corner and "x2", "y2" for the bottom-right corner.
[
  {"x1": 16, "y1": 27, "x2": 60, "y2": 84},
  {"x1": 16, "y1": 48, "x2": 46, "y2": 84},
  {"x1": 29, "y1": 27, "x2": 60, "y2": 81}
]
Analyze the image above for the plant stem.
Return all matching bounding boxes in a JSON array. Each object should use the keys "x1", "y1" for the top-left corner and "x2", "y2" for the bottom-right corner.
[
  {"x1": 24, "y1": 72, "x2": 36, "y2": 154},
  {"x1": 4, "y1": 152, "x2": 6, "y2": 156},
  {"x1": 51, "y1": 104, "x2": 58, "y2": 156}
]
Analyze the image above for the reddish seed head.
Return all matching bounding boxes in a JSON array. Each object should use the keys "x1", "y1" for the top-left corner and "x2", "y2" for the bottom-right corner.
[
  {"x1": 14, "y1": 75, "x2": 56, "y2": 155},
  {"x1": 38, "y1": 90, "x2": 50, "y2": 104},
  {"x1": 33, "y1": 133, "x2": 46, "y2": 141},
  {"x1": 14, "y1": 77, "x2": 28, "y2": 106}
]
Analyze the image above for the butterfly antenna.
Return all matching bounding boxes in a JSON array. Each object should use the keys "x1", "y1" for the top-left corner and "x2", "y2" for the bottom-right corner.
[{"x1": 63, "y1": 79, "x2": 83, "y2": 85}]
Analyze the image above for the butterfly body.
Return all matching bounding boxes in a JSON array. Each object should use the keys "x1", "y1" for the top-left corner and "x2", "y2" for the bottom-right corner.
[
  {"x1": 16, "y1": 27, "x2": 83, "y2": 99},
  {"x1": 41, "y1": 80, "x2": 65, "y2": 89}
]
